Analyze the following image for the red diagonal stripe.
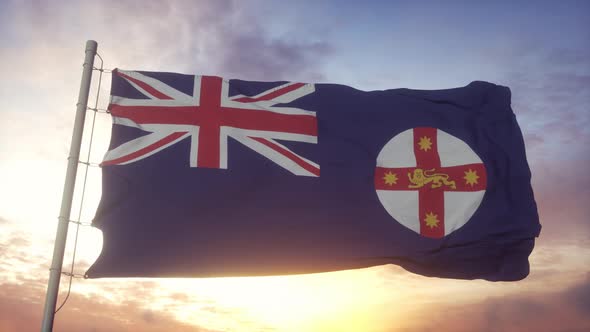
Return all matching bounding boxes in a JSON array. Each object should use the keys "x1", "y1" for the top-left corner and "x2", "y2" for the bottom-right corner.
[
  {"x1": 118, "y1": 71, "x2": 173, "y2": 100},
  {"x1": 101, "y1": 132, "x2": 187, "y2": 166},
  {"x1": 109, "y1": 75, "x2": 318, "y2": 171},
  {"x1": 250, "y1": 137, "x2": 320, "y2": 176},
  {"x1": 233, "y1": 83, "x2": 306, "y2": 103}
]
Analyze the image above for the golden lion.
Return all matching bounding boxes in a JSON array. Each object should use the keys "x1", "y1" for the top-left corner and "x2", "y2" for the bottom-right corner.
[{"x1": 408, "y1": 168, "x2": 456, "y2": 189}]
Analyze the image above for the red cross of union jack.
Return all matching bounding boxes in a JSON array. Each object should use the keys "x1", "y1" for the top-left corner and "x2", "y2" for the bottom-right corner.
[{"x1": 103, "y1": 69, "x2": 319, "y2": 177}]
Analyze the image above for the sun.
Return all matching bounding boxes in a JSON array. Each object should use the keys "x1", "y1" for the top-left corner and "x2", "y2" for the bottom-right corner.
[
  {"x1": 424, "y1": 212, "x2": 439, "y2": 228},
  {"x1": 418, "y1": 136, "x2": 432, "y2": 151},
  {"x1": 383, "y1": 172, "x2": 398, "y2": 185},
  {"x1": 463, "y1": 169, "x2": 479, "y2": 186},
  {"x1": 153, "y1": 267, "x2": 407, "y2": 332}
]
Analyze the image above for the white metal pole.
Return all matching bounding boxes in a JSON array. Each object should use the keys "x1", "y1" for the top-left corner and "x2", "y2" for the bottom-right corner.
[{"x1": 40, "y1": 40, "x2": 98, "y2": 332}]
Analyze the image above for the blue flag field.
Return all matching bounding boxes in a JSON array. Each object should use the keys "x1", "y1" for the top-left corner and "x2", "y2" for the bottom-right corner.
[{"x1": 86, "y1": 69, "x2": 541, "y2": 281}]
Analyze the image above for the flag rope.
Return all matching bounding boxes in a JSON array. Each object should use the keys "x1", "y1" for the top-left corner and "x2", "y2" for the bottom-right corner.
[
  {"x1": 87, "y1": 107, "x2": 110, "y2": 114},
  {"x1": 54, "y1": 52, "x2": 110, "y2": 314},
  {"x1": 92, "y1": 66, "x2": 112, "y2": 73},
  {"x1": 68, "y1": 219, "x2": 93, "y2": 227},
  {"x1": 77, "y1": 160, "x2": 101, "y2": 167}
]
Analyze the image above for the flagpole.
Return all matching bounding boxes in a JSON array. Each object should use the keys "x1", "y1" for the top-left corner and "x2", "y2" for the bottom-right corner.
[{"x1": 40, "y1": 40, "x2": 98, "y2": 332}]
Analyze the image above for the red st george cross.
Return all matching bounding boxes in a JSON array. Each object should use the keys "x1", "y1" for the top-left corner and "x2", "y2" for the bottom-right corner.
[
  {"x1": 104, "y1": 70, "x2": 319, "y2": 177},
  {"x1": 375, "y1": 127, "x2": 487, "y2": 238}
]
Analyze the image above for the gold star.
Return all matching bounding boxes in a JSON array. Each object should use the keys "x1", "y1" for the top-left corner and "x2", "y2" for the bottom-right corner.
[
  {"x1": 418, "y1": 136, "x2": 432, "y2": 151},
  {"x1": 383, "y1": 172, "x2": 398, "y2": 186},
  {"x1": 424, "y1": 212, "x2": 439, "y2": 228},
  {"x1": 463, "y1": 169, "x2": 480, "y2": 186}
]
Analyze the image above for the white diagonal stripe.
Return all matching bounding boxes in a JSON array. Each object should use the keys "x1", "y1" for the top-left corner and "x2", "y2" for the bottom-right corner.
[
  {"x1": 103, "y1": 131, "x2": 189, "y2": 165},
  {"x1": 232, "y1": 135, "x2": 318, "y2": 177},
  {"x1": 118, "y1": 70, "x2": 194, "y2": 102},
  {"x1": 225, "y1": 127, "x2": 317, "y2": 144},
  {"x1": 112, "y1": 117, "x2": 197, "y2": 133},
  {"x1": 229, "y1": 82, "x2": 314, "y2": 103},
  {"x1": 223, "y1": 81, "x2": 316, "y2": 116},
  {"x1": 111, "y1": 96, "x2": 195, "y2": 107}
]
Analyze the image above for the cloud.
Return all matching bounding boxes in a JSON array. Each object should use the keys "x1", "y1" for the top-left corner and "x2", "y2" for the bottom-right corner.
[
  {"x1": 527, "y1": 159, "x2": 590, "y2": 241},
  {"x1": 565, "y1": 274, "x2": 590, "y2": 314},
  {"x1": 0, "y1": 233, "x2": 50, "y2": 289},
  {"x1": 545, "y1": 47, "x2": 590, "y2": 69},
  {"x1": 500, "y1": 47, "x2": 590, "y2": 158},
  {"x1": 6, "y1": 235, "x2": 29, "y2": 248},
  {"x1": 215, "y1": 31, "x2": 333, "y2": 81},
  {"x1": 1, "y1": 0, "x2": 333, "y2": 81},
  {"x1": 403, "y1": 275, "x2": 590, "y2": 332},
  {"x1": 0, "y1": 0, "x2": 334, "y2": 163},
  {"x1": 0, "y1": 281, "x2": 217, "y2": 332},
  {"x1": 0, "y1": 234, "x2": 35, "y2": 265},
  {"x1": 481, "y1": 42, "x2": 590, "y2": 242},
  {"x1": 475, "y1": 39, "x2": 590, "y2": 161}
]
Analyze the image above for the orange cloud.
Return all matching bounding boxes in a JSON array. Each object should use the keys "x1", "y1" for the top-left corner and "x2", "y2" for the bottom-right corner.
[
  {"x1": 0, "y1": 282, "x2": 216, "y2": 332},
  {"x1": 403, "y1": 274, "x2": 590, "y2": 332}
]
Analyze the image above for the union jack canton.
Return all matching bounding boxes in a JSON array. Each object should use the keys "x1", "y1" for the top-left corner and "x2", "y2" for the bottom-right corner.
[{"x1": 104, "y1": 69, "x2": 320, "y2": 177}]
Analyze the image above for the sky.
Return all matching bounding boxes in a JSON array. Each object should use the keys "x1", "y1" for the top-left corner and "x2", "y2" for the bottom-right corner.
[{"x1": 0, "y1": 0, "x2": 589, "y2": 331}]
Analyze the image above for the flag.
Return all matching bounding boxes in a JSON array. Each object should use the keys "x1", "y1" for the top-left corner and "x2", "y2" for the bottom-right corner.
[{"x1": 86, "y1": 69, "x2": 541, "y2": 281}]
